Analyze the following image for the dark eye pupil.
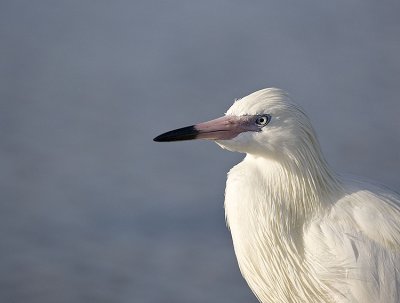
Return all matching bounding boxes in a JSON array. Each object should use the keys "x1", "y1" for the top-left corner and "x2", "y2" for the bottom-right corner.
[{"x1": 256, "y1": 115, "x2": 270, "y2": 126}]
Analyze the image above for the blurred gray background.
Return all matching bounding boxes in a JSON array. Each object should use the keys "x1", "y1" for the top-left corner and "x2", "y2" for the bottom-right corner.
[{"x1": 0, "y1": 1, "x2": 399, "y2": 302}]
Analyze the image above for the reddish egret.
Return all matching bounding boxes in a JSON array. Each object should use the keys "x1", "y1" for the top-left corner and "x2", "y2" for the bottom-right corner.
[{"x1": 154, "y1": 88, "x2": 400, "y2": 303}]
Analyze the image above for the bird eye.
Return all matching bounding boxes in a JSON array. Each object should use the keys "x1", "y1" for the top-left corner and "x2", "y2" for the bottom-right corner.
[{"x1": 255, "y1": 115, "x2": 271, "y2": 126}]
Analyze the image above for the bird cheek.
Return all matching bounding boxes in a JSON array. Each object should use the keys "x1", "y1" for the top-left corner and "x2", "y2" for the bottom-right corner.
[{"x1": 215, "y1": 133, "x2": 250, "y2": 153}]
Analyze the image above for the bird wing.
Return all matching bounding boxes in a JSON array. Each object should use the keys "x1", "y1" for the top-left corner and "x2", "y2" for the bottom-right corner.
[
  {"x1": 336, "y1": 177, "x2": 400, "y2": 251},
  {"x1": 304, "y1": 178, "x2": 400, "y2": 303}
]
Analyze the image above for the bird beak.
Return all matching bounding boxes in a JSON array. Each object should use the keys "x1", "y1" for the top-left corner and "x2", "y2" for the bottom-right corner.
[{"x1": 154, "y1": 115, "x2": 253, "y2": 142}]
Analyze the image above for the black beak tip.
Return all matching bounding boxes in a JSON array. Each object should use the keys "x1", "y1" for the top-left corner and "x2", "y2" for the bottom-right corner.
[
  {"x1": 153, "y1": 134, "x2": 167, "y2": 142},
  {"x1": 153, "y1": 125, "x2": 199, "y2": 142}
]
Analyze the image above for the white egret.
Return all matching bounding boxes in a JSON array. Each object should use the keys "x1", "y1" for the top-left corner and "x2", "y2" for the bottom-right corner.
[{"x1": 154, "y1": 88, "x2": 400, "y2": 303}]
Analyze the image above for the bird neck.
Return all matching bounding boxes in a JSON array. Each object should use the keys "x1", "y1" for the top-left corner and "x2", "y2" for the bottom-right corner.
[
  {"x1": 224, "y1": 147, "x2": 343, "y2": 302},
  {"x1": 245, "y1": 148, "x2": 342, "y2": 223}
]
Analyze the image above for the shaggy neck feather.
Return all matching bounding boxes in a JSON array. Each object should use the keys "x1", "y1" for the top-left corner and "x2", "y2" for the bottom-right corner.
[{"x1": 225, "y1": 143, "x2": 343, "y2": 303}]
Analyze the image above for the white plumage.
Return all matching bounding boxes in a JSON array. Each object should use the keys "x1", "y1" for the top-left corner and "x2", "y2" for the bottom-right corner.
[{"x1": 154, "y1": 88, "x2": 400, "y2": 303}]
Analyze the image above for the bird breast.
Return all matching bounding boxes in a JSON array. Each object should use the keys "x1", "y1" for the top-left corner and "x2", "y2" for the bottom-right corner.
[{"x1": 224, "y1": 157, "x2": 334, "y2": 303}]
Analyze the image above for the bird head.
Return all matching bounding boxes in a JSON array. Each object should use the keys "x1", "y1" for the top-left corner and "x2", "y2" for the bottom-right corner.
[{"x1": 154, "y1": 88, "x2": 319, "y2": 160}]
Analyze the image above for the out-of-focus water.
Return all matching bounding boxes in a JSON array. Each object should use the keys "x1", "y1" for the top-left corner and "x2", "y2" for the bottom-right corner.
[{"x1": 0, "y1": 1, "x2": 399, "y2": 302}]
